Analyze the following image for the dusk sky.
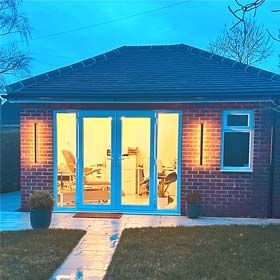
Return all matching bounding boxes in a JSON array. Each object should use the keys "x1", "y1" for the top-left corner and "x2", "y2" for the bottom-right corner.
[{"x1": 9, "y1": 0, "x2": 280, "y2": 84}]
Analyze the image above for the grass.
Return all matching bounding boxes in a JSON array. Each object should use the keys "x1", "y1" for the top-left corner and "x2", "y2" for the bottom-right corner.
[
  {"x1": 0, "y1": 229, "x2": 86, "y2": 280},
  {"x1": 105, "y1": 225, "x2": 280, "y2": 280}
]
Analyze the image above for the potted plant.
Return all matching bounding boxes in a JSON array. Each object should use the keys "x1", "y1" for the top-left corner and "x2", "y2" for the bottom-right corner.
[
  {"x1": 157, "y1": 180, "x2": 169, "y2": 209},
  {"x1": 186, "y1": 192, "x2": 202, "y2": 218},
  {"x1": 157, "y1": 180, "x2": 174, "y2": 209},
  {"x1": 29, "y1": 190, "x2": 54, "y2": 229}
]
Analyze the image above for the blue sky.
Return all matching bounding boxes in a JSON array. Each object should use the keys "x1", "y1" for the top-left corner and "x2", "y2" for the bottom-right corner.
[{"x1": 9, "y1": 0, "x2": 280, "y2": 83}]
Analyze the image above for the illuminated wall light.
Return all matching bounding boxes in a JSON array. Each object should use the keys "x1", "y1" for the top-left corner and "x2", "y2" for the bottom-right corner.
[
  {"x1": 34, "y1": 123, "x2": 38, "y2": 163},
  {"x1": 199, "y1": 123, "x2": 204, "y2": 165}
]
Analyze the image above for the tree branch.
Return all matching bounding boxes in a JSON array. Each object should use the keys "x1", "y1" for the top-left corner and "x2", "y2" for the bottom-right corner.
[
  {"x1": 266, "y1": 28, "x2": 280, "y2": 42},
  {"x1": 208, "y1": 20, "x2": 272, "y2": 66},
  {"x1": 228, "y1": 0, "x2": 266, "y2": 31},
  {"x1": 0, "y1": 1, "x2": 31, "y2": 92}
]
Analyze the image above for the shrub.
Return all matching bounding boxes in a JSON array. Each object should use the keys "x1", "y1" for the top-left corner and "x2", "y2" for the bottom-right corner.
[
  {"x1": 29, "y1": 190, "x2": 54, "y2": 210},
  {"x1": 186, "y1": 192, "x2": 201, "y2": 204},
  {"x1": 0, "y1": 126, "x2": 20, "y2": 193}
]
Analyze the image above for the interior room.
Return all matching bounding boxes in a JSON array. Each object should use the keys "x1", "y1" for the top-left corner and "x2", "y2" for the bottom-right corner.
[
  {"x1": 56, "y1": 112, "x2": 179, "y2": 210},
  {"x1": 56, "y1": 113, "x2": 77, "y2": 207}
]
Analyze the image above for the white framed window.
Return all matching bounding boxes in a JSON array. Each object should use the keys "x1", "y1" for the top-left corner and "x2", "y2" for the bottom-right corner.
[{"x1": 221, "y1": 110, "x2": 254, "y2": 172}]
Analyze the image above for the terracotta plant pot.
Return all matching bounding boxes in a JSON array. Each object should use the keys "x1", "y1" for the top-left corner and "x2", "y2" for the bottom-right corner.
[
  {"x1": 30, "y1": 209, "x2": 52, "y2": 229},
  {"x1": 186, "y1": 203, "x2": 202, "y2": 219}
]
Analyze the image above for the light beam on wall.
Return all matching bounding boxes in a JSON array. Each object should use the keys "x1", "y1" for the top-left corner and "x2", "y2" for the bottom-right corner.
[{"x1": 200, "y1": 123, "x2": 204, "y2": 165}]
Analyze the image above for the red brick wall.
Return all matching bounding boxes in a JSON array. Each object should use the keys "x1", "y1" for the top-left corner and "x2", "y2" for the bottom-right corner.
[
  {"x1": 20, "y1": 102, "x2": 280, "y2": 217},
  {"x1": 180, "y1": 103, "x2": 277, "y2": 217},
  {"x1": 20, "y1": 107, "x2": 53, "y2": 210}
]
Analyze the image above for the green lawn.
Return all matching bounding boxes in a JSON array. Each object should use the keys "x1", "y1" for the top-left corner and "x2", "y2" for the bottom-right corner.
[
  {"x1": 105, "y1": 225, "x2": 280, "y2": 280},
  {"x1": 0, "y1": 229, "x2": 86, "y2": 280}
]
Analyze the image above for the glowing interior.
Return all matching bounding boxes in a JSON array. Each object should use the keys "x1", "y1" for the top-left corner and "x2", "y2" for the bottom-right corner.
[
  {"x1": 157, "y1": 113, "x2": 178, "y2": 209},
  {"x1": 83, "y1": 117, "x2": 111, "y2": 205},
  {"x1": 121, "y1": 117, "x2": 150, "y2": 205},
  {"x1": 56, "y1": 113, "x2": 76, "y2": 207},
  {"x1": 56, "y1": 112, "x2": 179, "y2": 210}
]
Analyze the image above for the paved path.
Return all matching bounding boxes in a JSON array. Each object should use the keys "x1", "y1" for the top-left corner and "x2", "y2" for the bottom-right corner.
[{"x1": 0, "y1": 211, "x2": 280, "y2": 280}]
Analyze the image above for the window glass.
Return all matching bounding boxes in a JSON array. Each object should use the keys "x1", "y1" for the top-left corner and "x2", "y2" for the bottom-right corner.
[
  {"x1": 121, "y1": 117, "x2": 150, "y2": 206},
  {"x1": 56, "y1": 113, "x2": 76, "y2": 207},
  {"x1": 83, "y1": 117, "x2": 111, "y2": 205},
  {"x1": 223, "y1": 132, "x2": 250, "y2": 167},
  {"x1": 157, "y1": 113, "x2": 178, "y2": 210},
  {"x1": 221, "y1": 111, "x2": 253, "y2": 171},
  {"x1": 227, "y1": 114, "x2": 249, "y2": 126}
]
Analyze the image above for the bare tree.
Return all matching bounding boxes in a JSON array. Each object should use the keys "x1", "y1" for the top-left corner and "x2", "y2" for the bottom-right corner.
[
  {"x1": 227, "y1": 1, "x2": 280, "y2": 114},
  {"x1": 208, "y1": 20, "x2": 273, "y2": 66},
  {"x1": 228, "y1": 0, "x2": 266, "y2": 29},
  {"x1": 0, "y1": 0, "x2": 31, "y2": 94},
  {"x1": 228, "y1": 0, "x2": 280, "y2": 89},
  {"x1": 266, "y1": 29, "x2": 280, "y2": 44},
  {"x1": 228, "y1": 1, "x2": 279, "y2": 43}
]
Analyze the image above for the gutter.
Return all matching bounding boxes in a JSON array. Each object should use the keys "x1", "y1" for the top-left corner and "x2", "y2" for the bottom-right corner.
[{"x1": 5, "y1": 96, "x2": 273, "y2": 104}]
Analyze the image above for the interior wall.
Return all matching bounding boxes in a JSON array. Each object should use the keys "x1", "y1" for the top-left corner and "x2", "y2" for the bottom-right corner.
[
  {"x1": 83, "y1": 118, "x2": 111, "y2": 166},
  {"x1": 57, "y1": 113, "x2": 76, "y2": 165},
  {"x1": 158, "y1": 113, "x2": 179, "y2": 167},
  {"x1": 122, "y1": 117, "x2": 151, "y2": 170},
  {"x1": 56, "y1": 113, "x2": 178, "y2": 168}
]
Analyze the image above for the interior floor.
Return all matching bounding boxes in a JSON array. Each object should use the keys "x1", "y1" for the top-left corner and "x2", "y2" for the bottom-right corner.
[{"x1": 57, "y1": 193, "x2": 176, "y2": 209}]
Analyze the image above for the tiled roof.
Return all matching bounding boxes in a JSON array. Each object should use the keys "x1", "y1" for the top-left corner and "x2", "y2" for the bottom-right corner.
[{"x1": 6, "y1": 44, "x2": 280, "y2": 102}]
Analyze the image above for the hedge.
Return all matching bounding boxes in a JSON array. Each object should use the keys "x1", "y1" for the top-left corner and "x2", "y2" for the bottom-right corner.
[{"x1": 0, "y1": 126, "x2": 20, "y2": 193}]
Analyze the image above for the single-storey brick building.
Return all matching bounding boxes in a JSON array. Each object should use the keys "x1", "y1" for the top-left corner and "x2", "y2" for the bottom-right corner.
[{"x1": 5, "y1": 44, "x2": 280, "y2": 217}]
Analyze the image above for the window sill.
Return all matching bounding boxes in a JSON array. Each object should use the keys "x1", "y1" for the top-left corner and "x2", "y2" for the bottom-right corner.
[{"x1": 220, "y1": 168, "x2": 253, "y2": 173}]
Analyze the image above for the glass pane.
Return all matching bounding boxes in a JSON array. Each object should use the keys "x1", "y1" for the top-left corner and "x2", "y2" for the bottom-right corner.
[
  {"x1": 56, "y1": 113, "x2": 76, "y2": 207},
  {"x1": 83, "y1": 118, "x2": 111, "y2": 205},
  {"x1": 157, "y1": 113, "x2": 179, "y2": 210},
  {"x1": 223, "y1": 132, "x2": 250, "y2": 167},
  {"x1": 121, "y1": 117, "x2": 150, "y2": 205},
  {"x1": 227, "y1": 114, "x2": 249, "y2": 126}
]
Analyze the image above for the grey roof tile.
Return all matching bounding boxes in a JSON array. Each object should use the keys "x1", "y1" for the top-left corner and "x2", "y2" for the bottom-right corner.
[{"x1": 6, "y1": 44, "x2": 280, "y2": 102}]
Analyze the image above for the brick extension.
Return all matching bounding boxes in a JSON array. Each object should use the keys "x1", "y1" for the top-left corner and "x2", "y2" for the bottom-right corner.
[{"x1": 20, "y1": 102, "x2": 280, "y2": 218}]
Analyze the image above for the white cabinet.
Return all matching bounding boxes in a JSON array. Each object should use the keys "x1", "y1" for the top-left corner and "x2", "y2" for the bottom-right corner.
[{"x1": 122, "y1": 156, "x2": 136, "y2": 195}]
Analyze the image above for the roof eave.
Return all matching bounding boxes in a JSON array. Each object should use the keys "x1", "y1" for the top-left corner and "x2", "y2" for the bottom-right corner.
[{"x1": 6, "y1": 95, "x2": 274, "y2": 104}]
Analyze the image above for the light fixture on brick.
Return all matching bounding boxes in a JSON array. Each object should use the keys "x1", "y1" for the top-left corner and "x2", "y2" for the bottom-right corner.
[
  {"x1": 199, "y1": 123, "x2": 204, "y2": 165},
  {"x1": 34, "y1": 123, "x2": 38, "y2": 163}
]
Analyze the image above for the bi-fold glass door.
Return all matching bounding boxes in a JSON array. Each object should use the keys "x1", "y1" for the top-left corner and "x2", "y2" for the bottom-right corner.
[
  {"x1": 117, "y1": 111, "x2": 156, "y2": 211},
  {"x1": 78, "y1": 111, "x2": 155, "y2": 211},
  {"x1": 79, "y1": 112, "x2": 116, "y2": 209},
  {"x1": 55, "y1": 111, "x2": 180, "y2": 213}
]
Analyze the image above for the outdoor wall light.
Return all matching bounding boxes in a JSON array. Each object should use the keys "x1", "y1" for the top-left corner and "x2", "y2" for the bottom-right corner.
[
  {"x1": 34, "y1": 123, "x2": 38, "y2": 163},
  {"x1": 199, "y1": 123, "x2": 204, "y2": 165}
]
